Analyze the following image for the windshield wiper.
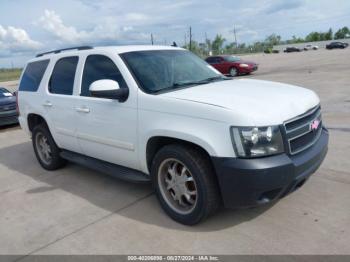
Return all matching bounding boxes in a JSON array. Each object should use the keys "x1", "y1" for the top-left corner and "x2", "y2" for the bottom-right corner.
[
  {"x1": 199, "y1": 76, "x2": 230, "y2": 83},
  {"x1": 151, "y1": 76, "x2": 229, "y2": 94},
  {"x1": 174, "y1": 76, "x2": 228, "y2": 86},
  {"x1": 152, "y1": 82, "x2": 197, "y2": 93}
]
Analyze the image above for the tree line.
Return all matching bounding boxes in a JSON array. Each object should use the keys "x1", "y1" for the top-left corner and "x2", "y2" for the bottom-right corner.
[{"x1": 183, "y1": 26, "x2": 350, "y2": 56}]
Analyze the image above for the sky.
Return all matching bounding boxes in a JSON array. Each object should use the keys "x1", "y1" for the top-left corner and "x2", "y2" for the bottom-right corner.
[{"x1": 0, "y1": 0, "x2": 349, "y2": 67}]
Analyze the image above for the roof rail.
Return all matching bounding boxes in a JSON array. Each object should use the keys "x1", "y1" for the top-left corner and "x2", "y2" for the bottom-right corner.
[{"x1": 36, "y1": 46, "x2": 93, "y2": 57}]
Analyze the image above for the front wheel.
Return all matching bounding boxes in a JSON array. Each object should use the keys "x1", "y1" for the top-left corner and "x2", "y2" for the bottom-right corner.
[{"x1": 151, "y1": 145, "x2": 221, "y2": 225}]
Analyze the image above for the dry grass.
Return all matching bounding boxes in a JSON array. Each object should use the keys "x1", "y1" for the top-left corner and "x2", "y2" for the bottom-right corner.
[{"x1": 0, "y1": 68, "x2": 22, "y2": 82}]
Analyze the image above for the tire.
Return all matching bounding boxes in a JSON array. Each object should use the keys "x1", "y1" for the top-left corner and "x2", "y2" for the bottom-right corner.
[
  {"x1": 32, "y1": 124, "x2": 66, "y2": 170},
  {"x1": 229, "y1": 67, "x2": 238, "y2": 77},
  {"x1": 151, "y1": 144, "x2": 221, "y2": 225}
]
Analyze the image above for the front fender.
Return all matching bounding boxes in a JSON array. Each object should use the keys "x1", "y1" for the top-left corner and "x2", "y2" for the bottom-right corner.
[{"x1": 138, "y1": 110, "x2": 235, "y2": 174}]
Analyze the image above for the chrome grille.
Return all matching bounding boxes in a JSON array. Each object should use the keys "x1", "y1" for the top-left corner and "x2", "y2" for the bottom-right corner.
[{"x1": 283, "y1": 106, "x2": 322, "y2": 155}]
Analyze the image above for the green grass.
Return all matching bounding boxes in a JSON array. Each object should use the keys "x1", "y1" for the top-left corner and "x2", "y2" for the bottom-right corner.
[{"x1": 0, "y1": 68, "x2": 22, "y2": 82}]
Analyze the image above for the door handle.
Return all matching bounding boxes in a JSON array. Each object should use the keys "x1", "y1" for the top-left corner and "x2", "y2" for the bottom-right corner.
[
  {"x1": 43, "y1": 101, "x2": 53, "y2": 107},
  {"x1": 75, "y1": 107, "x2": 90, "y2": 113}
]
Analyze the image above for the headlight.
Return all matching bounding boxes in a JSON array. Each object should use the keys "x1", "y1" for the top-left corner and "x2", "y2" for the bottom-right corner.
[
  {"x1": 239, "y1": 63, "x2": 249, "y2": 68},
  {"x1": 230, "y1": 126, "x2": 284, "y2": 158}
]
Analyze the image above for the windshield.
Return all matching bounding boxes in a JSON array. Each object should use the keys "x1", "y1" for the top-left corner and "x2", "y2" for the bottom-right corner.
[
  {"x1": 224, "y1": 56, "x2": 241, "y2": 62},
  {"x1": 0, "y1": 88, "x2": 12, "y2": 97},
  {"x1": 121, "y1": 50, "x2": 225, "y2": 94}
]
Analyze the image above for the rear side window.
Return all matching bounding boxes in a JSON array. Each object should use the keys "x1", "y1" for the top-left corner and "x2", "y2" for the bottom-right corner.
[
  {"x1": 206, "y1": 57, "x2": 221, "y2": 64},
  {"x1": 18, "y1": 60, "x2": 49, "y2": 92},
  {"x1": 206, "y1": 57, "x2": 216, "y2": 64},
  {"x1": 49, "y1": 56, "x2": 78, "y2": 95},
  {"x1": 81, "y1": 55, "x2": 127, "y2": 97}
]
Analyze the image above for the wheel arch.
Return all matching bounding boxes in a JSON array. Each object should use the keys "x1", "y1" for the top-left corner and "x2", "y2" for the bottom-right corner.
[
  {"x1": 27, "y1": 113, "x2": 48, "y2": 132},
  {"x1": 145, "y1": 136, "x2": 215, "y2": 174}
]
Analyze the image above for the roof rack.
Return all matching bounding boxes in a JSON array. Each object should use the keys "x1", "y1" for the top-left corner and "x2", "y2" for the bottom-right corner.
[{"x1": 36, "y1": 46, "x2": 93, "y2": 57}]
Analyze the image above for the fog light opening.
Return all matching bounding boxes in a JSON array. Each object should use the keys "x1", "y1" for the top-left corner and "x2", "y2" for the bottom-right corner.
[
  {"x1": 294, "y1": 178, "x2": 307, "y2": 191},
  {"x1": 257, "y1": 188, "x2": 282, "y2": 204}
]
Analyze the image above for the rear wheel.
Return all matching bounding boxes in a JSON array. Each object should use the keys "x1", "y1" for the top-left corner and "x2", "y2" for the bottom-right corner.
[
  {"x1": 32, "y1": 124, "x2": 66, "y2": 170},
  {"x1": 229, "y1": 67, "x2": 238, "y2": 77},
  {"x1": 151, "y1": 144, "x2": 221, "y2": 225}
]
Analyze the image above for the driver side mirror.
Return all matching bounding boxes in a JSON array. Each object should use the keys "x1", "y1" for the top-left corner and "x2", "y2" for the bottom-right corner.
[{"x1": 89, "y1": 80, "x2": 129, "y2": 102}]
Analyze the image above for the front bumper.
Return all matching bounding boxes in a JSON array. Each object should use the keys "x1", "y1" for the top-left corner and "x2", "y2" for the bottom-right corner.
[
  {"x1": 212, "y1": 128, "x2": 328, "y2": 208},
  {"x1": 0, "y1": 109, "x2": 18, "y2": 126},
  {"x1": 239, "y1": 65, "x2": 258, "y2": 74}
]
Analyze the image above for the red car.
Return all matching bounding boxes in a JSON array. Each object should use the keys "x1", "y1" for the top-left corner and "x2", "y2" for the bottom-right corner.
[{"x1": 205, "y1": 55, "x2": 258, "y2": 77}]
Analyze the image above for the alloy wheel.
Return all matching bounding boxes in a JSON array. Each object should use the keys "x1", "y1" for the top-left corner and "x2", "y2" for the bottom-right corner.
[
  {"x1": 35, "y1": 132, "x2": 52, "y2": 165},
  {"x1": 158, "y1": 158, "x2": 198, "y2": 214}
]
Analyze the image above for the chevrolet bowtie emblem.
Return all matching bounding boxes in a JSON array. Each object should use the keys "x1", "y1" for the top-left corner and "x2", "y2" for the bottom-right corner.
[{"x1": 310, "y1": 119, "x2": 320, "y2": 131}]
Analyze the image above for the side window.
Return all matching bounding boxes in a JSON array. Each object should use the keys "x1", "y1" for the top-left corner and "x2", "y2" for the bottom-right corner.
[
  {"x1": 216, "y1": 57, "x2": 223, "y2": 63},
  {"x1": 81, "y1": 55, "x2": 128, "y2": 97},
  {"x1": 206, "y1": 57, "x2": 214, "y2": 64},
  {"x1": 209, "y1": 57, "x2": 220, "y2": 64},
  {"x1": 49, "y1": 56, "x2": 78, "y2": 95},
  {"x1": 18, "y1": 60, "x2": 50, "y2": 92}
]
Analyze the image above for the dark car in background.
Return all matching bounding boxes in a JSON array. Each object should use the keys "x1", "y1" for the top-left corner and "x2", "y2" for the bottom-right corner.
[
  {"x1": 284, "y1": 47, "x2": 302, "y2": 53},
  {"x1": 205, "y1": 55, "x2": 258, "y2": 77},
  {"x1": 0, "y1": 87, "x2": 18, "y2": 127},
  {"x1": 326, "y1": 42, "x2": 349, "y2": 49}
]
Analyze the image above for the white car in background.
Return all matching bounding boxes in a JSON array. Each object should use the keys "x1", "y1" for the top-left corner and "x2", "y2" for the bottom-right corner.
[{"x1": 304, "y1": 44, "x2": 319, "y2": 51}]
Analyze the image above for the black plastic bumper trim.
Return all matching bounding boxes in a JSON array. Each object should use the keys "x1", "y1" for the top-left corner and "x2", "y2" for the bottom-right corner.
[{"x1": 211, "y1": 128, "x2": 329, "y2": 208}]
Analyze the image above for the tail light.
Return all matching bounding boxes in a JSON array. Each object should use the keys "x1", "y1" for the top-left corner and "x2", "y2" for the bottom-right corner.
[{"x1": 15, "y1": 91, "x2": 20, "y2": 115}]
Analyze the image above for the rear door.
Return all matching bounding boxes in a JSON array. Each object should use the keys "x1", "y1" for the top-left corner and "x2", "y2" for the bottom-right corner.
[{"x1": 43, "y1": 56, "x2": 81, "y2": 153}]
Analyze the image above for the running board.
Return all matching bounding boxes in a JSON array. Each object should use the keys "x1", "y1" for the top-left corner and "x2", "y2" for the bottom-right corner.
[{"x1": 60, "y1": 150, "x2": 150, "y2": 183}]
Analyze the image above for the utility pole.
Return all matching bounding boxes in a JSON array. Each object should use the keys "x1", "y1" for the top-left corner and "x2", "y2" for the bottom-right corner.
[
  {"x1": 205, "y1": 32, "x2": 209, "y2": 55},
  {"x1": 189, "y1": 26, "x2": 192, "y2": 51},
  {"x1": 233, "y1": 25, "x2": 238, "y2": 48},
  {"x1": 151, "y1": 33, "x2": 154, "y2": 45}
]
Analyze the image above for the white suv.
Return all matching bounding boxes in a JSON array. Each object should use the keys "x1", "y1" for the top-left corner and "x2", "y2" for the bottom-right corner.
[{"x1": 17, "y1": 45, "x2": 328, "y2": 225}]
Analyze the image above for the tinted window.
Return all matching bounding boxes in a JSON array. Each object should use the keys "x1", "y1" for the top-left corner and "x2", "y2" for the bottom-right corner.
[
  {"x1": 81, "y1": 55, "x2": 127, "y2": 97},
  {"x1": 18, "y1": 60, "x2": 49, "y2": 92},
  {"x1": 49, "y1": 56, "x2": 78, "y2": 95},
  {"x1": 207, "y1": 57, "x2": 220, "y2": 63},
  {"x1": 205, "y1": 57, "x2": 215, "y2": 63}
]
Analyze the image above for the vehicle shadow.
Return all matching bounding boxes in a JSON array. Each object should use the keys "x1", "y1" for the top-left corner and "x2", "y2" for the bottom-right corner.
[
  {"x1": 0, "y1": 141, "x2": 275, "y2": 232},
  {"x1": 0, "y1": 123, "x2": 20, "y2": 133}
]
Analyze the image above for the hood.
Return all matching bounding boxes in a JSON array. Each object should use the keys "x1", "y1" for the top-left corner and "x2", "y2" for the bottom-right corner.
[
  {"x1": 240, "y1": 60, "x2": 256, "y2": 65},
  {"x1": 0, "y1": 96, "x2": 16, "y2": 106},
  {"x1": 161, "y1": 79, "x2": 319, "y2": 126}
]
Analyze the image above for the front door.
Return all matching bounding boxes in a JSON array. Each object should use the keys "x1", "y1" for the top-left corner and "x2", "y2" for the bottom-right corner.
[{"x1": 75, "y1": 54, "x2": 139, "y2": 170}]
